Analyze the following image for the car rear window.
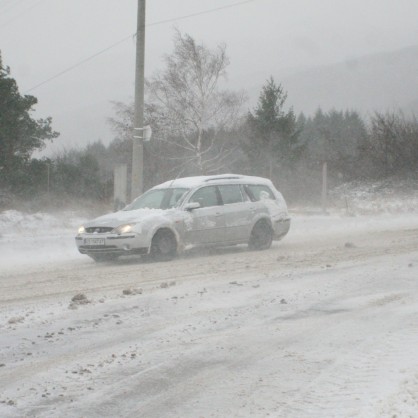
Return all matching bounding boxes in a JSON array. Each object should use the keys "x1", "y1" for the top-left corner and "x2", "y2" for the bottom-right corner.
[{"x1": 244, "y1": 184, "x2": 275, "y2": 202}]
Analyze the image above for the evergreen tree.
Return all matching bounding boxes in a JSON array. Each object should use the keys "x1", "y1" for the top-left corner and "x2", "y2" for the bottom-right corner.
[
  {"x1": 0, "y1": 52, "x2": 59, "y2": 189},
  {"x1": 242, "y1": 77, "x2": 302, "y2": 179}
]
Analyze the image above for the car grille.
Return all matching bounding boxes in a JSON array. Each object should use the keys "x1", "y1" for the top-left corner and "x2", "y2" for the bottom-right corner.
[
  {"x1": 85, "y1": 227, "x2": 113, "y2": 233},
  {"x1": 79, "y1": 245, "x2": 118, "y2": 250},
  {"x1": 78, "y1": 245, "x2": 148, "y2": 255}
]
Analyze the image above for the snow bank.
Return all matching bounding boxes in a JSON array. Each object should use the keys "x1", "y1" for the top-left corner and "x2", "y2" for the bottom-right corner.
[
  {"x1": 0, "y1": 210, "x2": 85, "y2": 238},
  {"x1": 330, "y1": 178, "x2": 418, "y2": 215},
  {"x1": 0, "y1": 210, "x2": 88, "y2": 272}
]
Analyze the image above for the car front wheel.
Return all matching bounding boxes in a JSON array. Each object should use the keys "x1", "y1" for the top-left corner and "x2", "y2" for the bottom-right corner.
[
  {"x1": 150, "y1": 229, "x2": 177, "y2": 261},
  {"x1": 248, "y1": 220, "x2": 273, "y2": 251}
]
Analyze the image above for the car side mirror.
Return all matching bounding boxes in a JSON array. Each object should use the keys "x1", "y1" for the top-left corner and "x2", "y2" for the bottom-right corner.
[{"x1": 184, "y1": 201, "x2": 201, "y2": 211}]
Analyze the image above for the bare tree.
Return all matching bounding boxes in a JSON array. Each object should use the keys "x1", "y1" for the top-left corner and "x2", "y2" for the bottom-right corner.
[
  {"x1": 146, "y1": 30, "x2": 245, "y2": 174},
  {"x1": 369, "y1": 111, "x2": 418, "y2": 177}
]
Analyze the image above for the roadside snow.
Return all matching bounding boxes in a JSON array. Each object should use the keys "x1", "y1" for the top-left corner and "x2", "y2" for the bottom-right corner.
[
  {"x1": 0, "y1": 210, "x2": 85, "y2": 236},
  {"x1": 0, "y1": 210, "x2": 86, "y2": 272},
  {"x1": 331, "y1": 178, "x2": 418, "y2": 214}
]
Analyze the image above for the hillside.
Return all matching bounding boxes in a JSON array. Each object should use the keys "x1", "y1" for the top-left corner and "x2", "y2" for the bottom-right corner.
[{"x1": 278, "y1": 45, "x2": 418, "y2": 116}]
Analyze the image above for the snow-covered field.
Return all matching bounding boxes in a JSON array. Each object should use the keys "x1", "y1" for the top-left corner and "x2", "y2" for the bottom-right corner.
[{"x1": 1, "y1": 208, "x2": 418, "y2": 417}]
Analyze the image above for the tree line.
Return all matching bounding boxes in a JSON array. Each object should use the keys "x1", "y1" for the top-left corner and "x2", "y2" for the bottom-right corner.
[{"x1": 1, "y1": 32, "x2": 417, "y2": 210}]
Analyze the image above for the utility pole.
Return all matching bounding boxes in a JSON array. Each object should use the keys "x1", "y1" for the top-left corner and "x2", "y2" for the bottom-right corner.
[{"x1": 131, "y1": 0, "x2": 146, "y2": 201}]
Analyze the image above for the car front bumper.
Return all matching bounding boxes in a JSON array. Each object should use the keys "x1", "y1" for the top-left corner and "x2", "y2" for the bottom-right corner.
[{"x1": 75, "y1": 233, "x2": 150, "y2": 256}]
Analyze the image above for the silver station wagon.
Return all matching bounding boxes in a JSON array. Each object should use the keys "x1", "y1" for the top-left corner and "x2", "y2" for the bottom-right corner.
[{"x1": 75, "y1": 174, "x2": 291, "y2": 261}]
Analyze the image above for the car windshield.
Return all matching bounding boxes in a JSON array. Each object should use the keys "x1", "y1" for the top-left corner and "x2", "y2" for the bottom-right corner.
[{"x1": 124, "y1": 188, "x2": 189, "y2": 210}]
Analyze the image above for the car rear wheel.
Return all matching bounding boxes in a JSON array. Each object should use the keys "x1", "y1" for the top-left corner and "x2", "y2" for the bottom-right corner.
[
  {"x1": 248, "y1": 220, "x2": 273, "y2": 250},
  {"x1": 150, "y1": 229, "x2": 177, "y2": 261}
]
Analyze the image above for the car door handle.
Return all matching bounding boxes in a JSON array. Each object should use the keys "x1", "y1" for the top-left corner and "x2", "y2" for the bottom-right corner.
[{"x1": 215, "y1": 212, "x2": 222, "y2": 217}]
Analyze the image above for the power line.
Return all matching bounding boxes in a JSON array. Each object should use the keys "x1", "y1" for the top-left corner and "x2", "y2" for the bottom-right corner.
[
  {"x1": 0, "y1": 0, "x2": 25, "y2": 14},
  {"x1": 25, "y1": 0, "x2": 258, "y2": 93},
  {"x1": 25, "y1": 35, "x2": 134, "y2": 93},
  {"x1": 0, "y1": 0, "x2": 31, "y2": 16},
  {"x1": 0, "y1": 0, "x2": 17, "y2": 8},
  {"x1": 0, "y1": 0, "x2": 13, "y2": 8},
  {"x1": 0, "y1": 0, "x2": 46, "y2": 28},
  {"x1": 146, "y1": 0, "x2": 257, "y2": 27}
]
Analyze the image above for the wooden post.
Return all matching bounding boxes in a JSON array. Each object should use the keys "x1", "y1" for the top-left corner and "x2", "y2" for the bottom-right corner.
[{"x1": 321, "y1": 161, "x2": 327, "y2": 213}]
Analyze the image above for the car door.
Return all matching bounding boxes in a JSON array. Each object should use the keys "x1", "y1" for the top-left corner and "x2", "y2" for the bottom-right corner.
[
  {"x1": 184, "y1": 186, "x2": 225, "y2": 245},
  {"x1": 217, "y1": 184, "x2": 252, "y2": 241}
]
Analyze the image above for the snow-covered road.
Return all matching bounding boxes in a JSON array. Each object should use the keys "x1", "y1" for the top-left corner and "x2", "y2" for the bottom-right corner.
[{"x1": 1, "y1": 213, "x2": 418, "y2": 417}]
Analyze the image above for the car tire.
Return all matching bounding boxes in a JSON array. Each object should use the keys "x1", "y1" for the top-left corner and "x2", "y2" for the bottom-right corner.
[
  {"x1": 89, "y1": 253, "x2": 118, "y2": 262},
  {"x1": 248, "y1": 220, "x2": 273, "y2": 251},
  {"x1": 150, "y1": 229, "x2": 177, "y2": 261}
]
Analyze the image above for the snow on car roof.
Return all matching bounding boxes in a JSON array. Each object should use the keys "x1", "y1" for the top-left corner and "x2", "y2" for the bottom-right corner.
[{"x1": 153, "y1": 174, "x2": 274, "y2": 189}]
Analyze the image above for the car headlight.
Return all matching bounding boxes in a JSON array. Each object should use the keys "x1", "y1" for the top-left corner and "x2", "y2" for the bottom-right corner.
[
  {"x1": 112, "y1": 223, "x2": 136, "y2": 235},
  {"x1": 78, "y1": 226, "x2": 85, "y2": 234}
]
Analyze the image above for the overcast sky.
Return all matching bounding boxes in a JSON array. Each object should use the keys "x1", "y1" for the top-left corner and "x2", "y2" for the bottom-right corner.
[{"x1": 1, "y1": 0, "x2": 417, "y2": 154}]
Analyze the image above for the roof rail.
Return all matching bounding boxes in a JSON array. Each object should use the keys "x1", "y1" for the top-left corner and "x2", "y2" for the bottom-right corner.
[{"x1": 204, "y1": 175, "x2": 242, "y2": 182}]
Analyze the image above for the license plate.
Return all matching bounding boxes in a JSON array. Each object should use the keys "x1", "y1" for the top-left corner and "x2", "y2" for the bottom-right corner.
[{"x1": 85, "y1": 238, "x2": 105, "y2": 246}]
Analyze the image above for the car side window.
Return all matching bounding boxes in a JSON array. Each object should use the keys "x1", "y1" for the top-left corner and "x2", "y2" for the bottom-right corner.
[
  {"x1": 189, "y1": 186, "x2": 219, "y2": 208},
  {"x1": 244, "y1": 184, "x2": 275, "y2": 202},
  {"x1": 218, "y1": 184, "x2": 244, "y2": 204}
]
